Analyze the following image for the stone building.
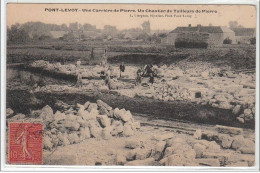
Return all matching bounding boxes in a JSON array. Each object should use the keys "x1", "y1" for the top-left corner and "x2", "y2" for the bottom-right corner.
[
  {"x1": 141, "y1": 21, "x2": 151, "y2": 33},
  {"x1": 165, "y1": 24, "x2": 236, "y2": 47},
  {"x1": 231, "y1": 28, "x2": 256, "y2": 44}
]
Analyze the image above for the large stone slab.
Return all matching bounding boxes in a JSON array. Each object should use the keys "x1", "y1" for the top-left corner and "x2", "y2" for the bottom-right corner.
[
  {"x1": 125, "y1": 140, "x2": 140, "y2": 149},
  {"x1": 215, "y1": 125, "x2": 243, "y2": 135},
  {"x1": 124, "y1": 158, "x2": 155, "y2": 166},
  {"x1": 151, "y1": 133, "x2": 174, "y2": 141},
  {"x1": 196, "y1": 158, "x2": 220, "y2": 166}
]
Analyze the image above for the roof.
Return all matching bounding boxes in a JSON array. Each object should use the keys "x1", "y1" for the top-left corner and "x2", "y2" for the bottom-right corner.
[
  {"x1": 170, "y1": 25, "x2": 234, "y2": 34},
  {"x1": 219, "y1": 26, "x2": 234, "y2": 33},
  {"x1": 231, "y1": 28, "x2": 256, "y2": 36}
]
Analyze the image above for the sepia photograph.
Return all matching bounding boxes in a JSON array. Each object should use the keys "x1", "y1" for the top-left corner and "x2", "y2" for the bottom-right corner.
[{"x1": 2, "y1": 2, "x2": 258, "y2": 169}]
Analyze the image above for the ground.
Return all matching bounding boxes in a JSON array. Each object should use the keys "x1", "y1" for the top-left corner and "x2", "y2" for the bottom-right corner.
[
  {"x1": 6, "y1": 42, "x2": 256, "y2": 167},
  {"x1": 42, "y1": 116, "x2": 255, "y2": 166}
]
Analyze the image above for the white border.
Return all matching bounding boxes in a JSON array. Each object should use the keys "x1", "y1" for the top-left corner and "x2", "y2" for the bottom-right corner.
[{"x1": 1, "y1": 0, "x2": 259, "y2": 171}]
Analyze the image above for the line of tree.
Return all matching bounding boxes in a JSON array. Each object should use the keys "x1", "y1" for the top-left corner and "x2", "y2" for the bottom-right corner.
[
  {"x1": 7, "y1": 24, "x2": 30, "y2": 43},
  {"x1": 7, "y1": 22, "x2": 69, "y2": 43},
  {"x1": 7, "y1": 22, "x2": 168, "y2": 44}
]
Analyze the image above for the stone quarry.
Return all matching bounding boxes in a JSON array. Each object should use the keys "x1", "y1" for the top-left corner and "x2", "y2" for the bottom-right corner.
[{"x1": 29, "y1": 60, "x2": 255, "y2": 124}]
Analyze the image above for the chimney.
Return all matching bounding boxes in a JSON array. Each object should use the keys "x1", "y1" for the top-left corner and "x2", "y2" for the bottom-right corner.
[
  {"x1": 188, "y1": 24, "x2": 191, "y2": 27},
  {"x1": 197, "y1": 24, "x2": 202, "y2": 28}
]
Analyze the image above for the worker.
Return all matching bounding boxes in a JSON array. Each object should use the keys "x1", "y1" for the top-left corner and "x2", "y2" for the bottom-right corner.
[
  {"x1": 161, "y1": 79, "x2": 167, "y2": 99},
  {"x1": 105, "y1": 67, "x2": 111, "y2": 85},
  {"x1": 147, "y1": 64, "x2": 154, "y2": 85},
  {"x1": 76, "y1": 59, "x2": 81, "y2": 68},
  {"x1": 119, "y1": 62, "x2": 125, "y2": 78},
  {"x1": 76, "y1": 70, "x2": 83, "y2": 88},
  {"x1": 136, "y1": 69, "x2": 142, "y2": 86},
  {"x1": 29, "y1": 74, "x2": 36, "y2": 87},
  {"x1": 109, "y1": 66, "x2": 114, "y2": 79},
  {"x1": 149, "y1": 73, "x2": 154, "y2": 85}
]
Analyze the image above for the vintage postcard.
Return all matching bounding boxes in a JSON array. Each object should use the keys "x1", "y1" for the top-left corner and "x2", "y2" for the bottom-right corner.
[{"x1": 2, "y1": 2, "x2": 259, "y2": 170}]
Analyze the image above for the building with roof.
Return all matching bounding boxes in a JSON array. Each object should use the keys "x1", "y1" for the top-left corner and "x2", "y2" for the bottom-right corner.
[
  {"x1": 231, "y1": 28, "x2": 256, "y2": 44},
  {"x1": 165, "y1": 24, "x2": 236, "y2": 47}
]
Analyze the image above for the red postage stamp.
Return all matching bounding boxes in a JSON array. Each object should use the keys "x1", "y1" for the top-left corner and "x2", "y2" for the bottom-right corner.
[{"x1": 9, "y1": 123, "x2": 43, "y2": 164}]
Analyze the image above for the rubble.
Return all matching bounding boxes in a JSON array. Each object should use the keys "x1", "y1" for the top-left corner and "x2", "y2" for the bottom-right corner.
[
  {"x1": 231, "y1": 135, "x2": 255, "y2": 154},
  {"x1": 8, "y1": 99, "x2": 141, "y2": 151},
  {"x1": 6, "y1": 108, "x2": 14, "y2": 118}
]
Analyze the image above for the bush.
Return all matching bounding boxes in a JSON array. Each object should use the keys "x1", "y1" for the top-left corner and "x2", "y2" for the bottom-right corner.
[
  {"x1": 223, "y1": 37, "x2": 232, "y2": 44},
  {"x1": 249, "y1": 37, "x2": 256, "y2": 45},
  {"x1": 175, "y1": 41, "x2": 208, "y2": 48}
]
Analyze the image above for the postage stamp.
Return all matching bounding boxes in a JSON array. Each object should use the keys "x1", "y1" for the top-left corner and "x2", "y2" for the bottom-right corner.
[{"x1": 9, "y1": 123, "x2": 43, "y2": 164}]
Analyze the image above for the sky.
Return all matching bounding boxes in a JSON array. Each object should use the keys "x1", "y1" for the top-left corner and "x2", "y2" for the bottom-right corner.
[{"x1": 7, "y1": 4, "x2": 257, "y2": 30}]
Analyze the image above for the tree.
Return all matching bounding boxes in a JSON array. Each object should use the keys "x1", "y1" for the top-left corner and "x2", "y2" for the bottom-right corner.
[
  {"x1": 249, "y1": 37, "x2": 256, "y2": 45},
  {"x1": 229, "y1": 21, "x2": 244, "y2": 29},
  {"x1": 60, "y1": 24, "x2": 68, "y2": 31},
  {"x1": 223, "y1": 37, "x2": 232, "y2": 44},
  {"x1": 7, "y1": 23, "x2": 30, "y2": 43}
]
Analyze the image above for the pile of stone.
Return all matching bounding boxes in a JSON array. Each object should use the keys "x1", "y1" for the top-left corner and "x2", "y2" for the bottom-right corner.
[
  {"x1": 132, "y1": 67, "x2": 255, "y2": 124},
  {"x1": 209, "y1": 94, "x2": 255, "y2": 124},
  {"x1": 152, "y1": 83, "x2": 192, "y2": 102},
  {"x1": 31, "y1": 60, "x2": 50, "y2": 69},
  {"x1": 177, "y1": 61, "x2": 225, "y2": 77},
  {"x1": 35, "y1": 85, "x2": 77, "y2": 93},
  {"x1": 116, "y1": 125, "x2": 254, "y2": 166},
  {"x1": 31, "y1": 100, "x2": 139, "y2": 151},
  {"x1": 7, "y1": 100, "x2": 140, "y2": 152},
  {"x1": 31, "y1": 60, "x2": 76, "y2": 74}
]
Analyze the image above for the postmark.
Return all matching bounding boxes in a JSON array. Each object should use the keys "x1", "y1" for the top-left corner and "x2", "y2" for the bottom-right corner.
[{"x1": 9, "y1": 122, "x2": 43, "y2": 164}]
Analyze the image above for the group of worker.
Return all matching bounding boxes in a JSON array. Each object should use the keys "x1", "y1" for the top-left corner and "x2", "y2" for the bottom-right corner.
[{"x1": 75, "y1": 58, "x2": 156, "y2": 89}]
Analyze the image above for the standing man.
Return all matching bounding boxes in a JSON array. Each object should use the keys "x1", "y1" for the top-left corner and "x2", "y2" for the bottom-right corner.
[
  {"x1": 147, "y1": 64, "x2": 154, "y2": 85},
  {"x1": 76, "y1": 59, "x2": 81, "y2": 68},
  {"x1": 105, "y1": 67, "x2": 111, "y2": 85},
  {"x1": 119, "y1": 62, "x2": 125, "y2": 78},
  {"x1": 136, "y1": 68, "x2": 142, "y2": 86}
]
